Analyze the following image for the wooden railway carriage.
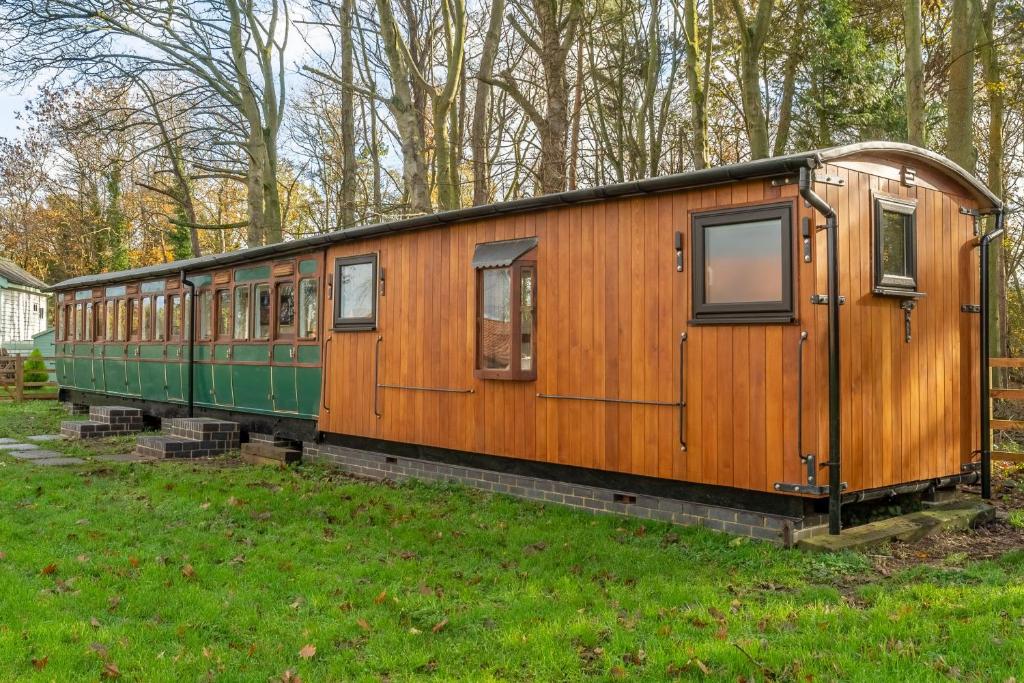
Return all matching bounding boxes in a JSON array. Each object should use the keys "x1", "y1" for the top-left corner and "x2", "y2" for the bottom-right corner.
[{"x1": 51, "y1": 142, "x2": 1003, "y2": 535}]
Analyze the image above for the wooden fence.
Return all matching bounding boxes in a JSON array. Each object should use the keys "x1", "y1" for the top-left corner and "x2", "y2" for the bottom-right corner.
[
  {"x1": 989, "y1": 357, "x2": 1024, "y2": 463},
  {"x1": 0, "y1": 355, "x2": 59, "y2": 402}
]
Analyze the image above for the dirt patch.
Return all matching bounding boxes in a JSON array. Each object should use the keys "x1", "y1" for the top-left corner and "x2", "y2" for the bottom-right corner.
[{"x1": 866, "y1": 464, "x2": 1024, "y2": 574}]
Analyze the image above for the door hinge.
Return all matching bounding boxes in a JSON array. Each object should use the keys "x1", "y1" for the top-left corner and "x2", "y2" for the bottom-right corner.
[
  {"x1": 810, "y1": 294, "x2": 845, "y2": 305},
  {"x1": 961, "y1": 304, "x2": 981, "y2": 314}
]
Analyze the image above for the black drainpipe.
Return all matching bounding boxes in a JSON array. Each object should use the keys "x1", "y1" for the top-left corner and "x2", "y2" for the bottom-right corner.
[
  {"x1": 799, "y1": 163, "x2": 843, "y2": 535},
  {"x1": 979, "y1": 208, "x2": 1005, "y2": 499},
  {"x1": 180, "y1": 271, "x2": 197, "y2": 418}
]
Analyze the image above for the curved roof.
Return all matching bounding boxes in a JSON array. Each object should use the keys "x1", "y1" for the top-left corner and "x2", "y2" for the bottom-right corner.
[
  {"x1": 0, "y1": 258, "x2": 48, "y2": 290},
  {"x1": 51, "y1": 141, "x2": 1000, "y2": 291}
]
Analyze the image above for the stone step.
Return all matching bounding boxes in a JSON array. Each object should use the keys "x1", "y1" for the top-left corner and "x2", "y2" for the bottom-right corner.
[
  {"x1": 89, "y1": 405, "x2": 143, "y2": 426},
  {"x1": 60, "y1": 419, "x2": 142, "y2": 439},
  {"x1": 165, "y1": 418, "x2": 240, "y2": 449},
  {"x1": 241, "y1": 442, "x2": 301, "y2": 464},
  {"x1": 240, "y1": 452, "x2": 289, "y2": 468},
  {"x1": 134, "y1": 434, "x2": 232, "y2": 459},
  {"x1": 248, "y1": 432, "x2": 293, "y2": 448}
]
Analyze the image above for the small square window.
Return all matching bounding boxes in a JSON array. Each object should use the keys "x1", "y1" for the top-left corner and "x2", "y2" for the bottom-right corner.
[
  {"x1": 473, "y1": 238, "x2": 538, "y2": 381},
  {"x1": 873, "y1": 195, "x2": 917, "y2": 294},
  {"x1": 691, "y1": 203, "x2": 794, "y2": 323},
  {"x1": 333, "y1": 254, "x2": 377, "y2": 331}
]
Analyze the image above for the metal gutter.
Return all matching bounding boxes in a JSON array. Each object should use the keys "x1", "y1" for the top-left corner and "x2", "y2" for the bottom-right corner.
[
  {"x1": 180, "y1": 271, "x2": 197, "y2": 418},
  {"x1": 978, "y1": 209, "x2": 1005, "y2": 499},
  {"x1": 799, "y1": 162, "x2": 844, "y2": 535}
]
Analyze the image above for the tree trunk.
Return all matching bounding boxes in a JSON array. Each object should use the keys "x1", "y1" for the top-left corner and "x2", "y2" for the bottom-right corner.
[
  {"x1": 682, "y1": 0, "x2": 709, "y2": 169},
  {"x1": 471, "y1": 0, "x2": 504, "y2": 205},
  {"x1": 903, "y1": 0, "x2": 925, "y2": 146},
  {"x1": 340, "y1": 0, "x2": 357, "y2": 227},
  {"x1": 946, "y1": 0, "x2": 978, "y2": 172},
  {"x1": 729, "y1": 0, "x2": 773, "y2": 159},
  {"x1": 980, "y1": 0, "x2": 1005, "y2": 356},
  {"x1": 773, "y1": 0, "x2": 805, "y2": 157}
]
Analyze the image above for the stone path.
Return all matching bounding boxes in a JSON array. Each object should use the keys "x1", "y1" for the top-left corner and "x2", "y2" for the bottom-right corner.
[{"x1": 26, "y1": 434, "x2": 66, "y2": 442}]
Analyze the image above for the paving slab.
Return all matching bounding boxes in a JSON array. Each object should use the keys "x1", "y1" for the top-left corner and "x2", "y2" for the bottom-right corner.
[
  {"x1": 33, "y1": 457, "x2": 86, "y2": 466},
  {"x1": 9, "y1": 450, "x2": 65, "y2": 460},
  {"x1": 0, "y1": 437, "x2": 20, "y2": 445},
  {"x1": 798, "y1": 500, "x2": 996, "y2": 552},
  {"x1": 95, "y1": 453, "x2": 156, "y2": 463},
  {"x1": 26, "y1": 434, "x2": 65, "y2": 442},
  {"x1": 0, "y1": 443, "x2": 40, "y2": 451}
]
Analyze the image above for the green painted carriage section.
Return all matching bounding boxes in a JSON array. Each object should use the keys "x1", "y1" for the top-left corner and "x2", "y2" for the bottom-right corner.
[{"x1": 55, "y1": 341, "x2": 321, "y2": 419}]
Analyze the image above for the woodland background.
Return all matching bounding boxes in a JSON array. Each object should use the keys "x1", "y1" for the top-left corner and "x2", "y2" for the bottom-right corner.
[{"x1": 0, "y1": 0, "x2": 1021, "y2": 351}]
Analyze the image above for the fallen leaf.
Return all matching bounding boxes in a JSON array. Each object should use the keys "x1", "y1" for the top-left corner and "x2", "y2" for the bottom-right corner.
[
  {"x1": 40, "y1": 563, "x2": 57, "y2": 576},
  {"x1": 202, "y1": 646, "x2": 212, "y2": 658},
  {"x1": 408, "y1": 627, "x2": 422, "y2": 635},
  {"x1": 227, "y1": 496, "x2": 243, "y2": 507},
  {"x1": 374, "y1": 590, "x2": 387, "y2": 604},
  {"x1": 128, "y1": 557, "x2": 140, "y2": 568},
  {"x1": 31, "y1": 656, "x2": 47, "y2": 670},
  {"x1": 356, "y1": 618, "x2": 371, "y2": 631},
  {"x1": 77, "y1": 554, "x2": 89, "y2": 563},
  {"x1": 431, "y1": 618, "x2": 448, "y2": 634},
  {"x1": 181, "y1": 564, "x2": 195, "y2": 579},
  {"x1": 298, "y1": 643, "x2": 316, "y2": 659},
  {"x1": 280, "y1": 670, "x2": 302, "y2": 683},
  {"x1": 199, "y1": 502, "x2": 211, "y2": 510},
  {"x1": 90, "y1": 617, "x2": 102, "y2": 628},
  {"x1": 610, "y1": 665, "x2": 626, "y2": 678},
  {"x1": 0, "y1": 551, "x2": 6, "y2": 560},
  {"x1": 89, "y1": 642, "x2": 109, "y2": 658},
  {"x1": 108, "y1": 595, "x2": 121, "y2": 611},
  {"x1": 101, "y1": 662, "x2": 121, "y2": 679}
]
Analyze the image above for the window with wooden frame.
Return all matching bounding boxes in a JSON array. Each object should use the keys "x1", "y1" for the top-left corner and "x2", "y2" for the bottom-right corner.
[
  {"x1": 140, "y1": 296, "x2": 152, "y2": 341},
  {"x1": 95, "y1": 301, "x2": 105, "y2": 341},
  {"x1": 276, "y1": 281, "x2": 296, "y2": 338},
  {"x1": 154, "y1": 295, "x2": 167, "y2": 341},
  {"x1": 116, "y1": 300, "x2": 127, "y2": 341},
  {"x1": 333, "y1": 254, "x2": 377, "y2": 331},
  {"x1": 297, "y1": 278, "x2": 318, "y2": 340},
  {"x1": 215, "y1": 289, "x2": 231, "y2": 339},
  {"x1": 873, "y1": 194, "x2": 918, "y2": 295},
  {"x1": 74, "y1": 304, "x2": 82, "y2": 341},
  {"x1": 198, "y1": 290, "x2": 213, "y2": 340},
  {"x1": 254, "y1": 283, "x2": 271, "y2": 340},
  {"x1": 129, "y1": 299, "x2": 140, "y2": 340},
  {"x1": 169, "y1": 295, "x2": 182, "y2": 341},
  {"x1": 85, "y1": 302, "x2": 95, "y2": 341},
  {"x1": 691, "y1": 203, "x2": 794, "y2": 324},
  {"x1": 104, "y1": 300, "x2": 115, "y2": 341},
  {"x1": 473, "y1": 238, "x2": 538, "y2": 380},
  {"x1": 58, "y1": 304, "x2": 66, "y2": 341},
  {"x1": 233, "y1": 285, "x2": 250, "y2": 340}
]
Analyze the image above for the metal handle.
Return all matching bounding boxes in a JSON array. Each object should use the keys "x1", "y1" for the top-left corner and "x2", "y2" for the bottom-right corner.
[
  {"x1": 679, "y1": 332, "x2": 687, "y2": 451},
  {"x1": 373, "y1": 336, "x2": 383, "y2": 418},
  {"x1": 322, "y1": 336, "x2": 332, "y2": 413},
  {"x1": 797, "y1": 330, "x2": 808, "y2": 463}
]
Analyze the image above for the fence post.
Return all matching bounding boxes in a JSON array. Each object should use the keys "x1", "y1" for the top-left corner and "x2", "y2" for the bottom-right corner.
[{"x1": 15, "y1": 356, "x2": 24, "y2": 401}]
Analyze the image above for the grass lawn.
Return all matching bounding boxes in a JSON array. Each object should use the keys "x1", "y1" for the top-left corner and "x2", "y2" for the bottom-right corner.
[{"x1": 1, "y1": 403, "x2": 1024, "y2": 681}]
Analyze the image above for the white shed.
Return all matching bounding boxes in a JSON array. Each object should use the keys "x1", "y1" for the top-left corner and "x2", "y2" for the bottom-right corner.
[{"x1": 0, "y1": 258, "x2": 48, "y2": 344}]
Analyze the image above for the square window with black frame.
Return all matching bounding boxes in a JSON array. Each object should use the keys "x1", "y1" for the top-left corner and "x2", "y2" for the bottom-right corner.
[
  {"x1": 333, "y1": 254, "x2": 377, "y2": 331},
  {"x1": 691, "y1": 203, "x2": 794, "y2": 324}
]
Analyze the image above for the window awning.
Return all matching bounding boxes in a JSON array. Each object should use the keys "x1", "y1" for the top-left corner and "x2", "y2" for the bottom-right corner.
[{"x1": 472, "y1": 237, "x2": 538, "y2": 269}]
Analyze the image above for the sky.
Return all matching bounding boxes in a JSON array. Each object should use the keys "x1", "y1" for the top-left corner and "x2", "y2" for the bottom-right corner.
[{"x1": 0, "y1": 86, "x2": 31, "y2": 140}]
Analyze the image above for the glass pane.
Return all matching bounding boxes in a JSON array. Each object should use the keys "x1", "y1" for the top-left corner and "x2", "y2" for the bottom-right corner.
[
  {"x1": 105, "y1": 301, "x2": 115, "y2": 340},
  {"x1": 298, "y1": 279, "x2": 317, "y2": 339},
  {"x1": 216, "y1": 290, "x2": 231, "y2": 338},
  {"x1": 338, "y1": 262, "x2": 374, "y2": 320},
  {"x1": 255, "y1": 284, "x2": 271, "y2": 339},
  {"x1": 704, "y1": 219, "x2": 783, "y2": 304},
  {"x1": 481, "y1": 268, "x2": 511, "y2": 370},
  {"x1": 58, "y1": 306, "x2": 65, "y2": 340},
  {"x1": 278, "y1": 283, "x2": 295, "y2": 336},
  {"x1": 234, "y1": 286, "x2": 250, "y2": 340},
  {"x1": 85, "y1": 303, "x2": 93, "y2": 341},
  {"x1": 116, "y1": 301, "x2": 126, "y2": 341},
  {"x1": 183, "y1": 293, "x2": 191, "y2": 339},
  {"x1": 141, "y1": 297, "x2": 151, "y2": 341},
  {"x1": 130, "y1": 300, "x2": 140, "y2": 338},
  {"x1": 154, "y1": 295, "x2": 166, "y2": 341},
  {"x1": 74, "y1": 304, "x2": 82, "y2": 340},
  {"x1": 199, "y1": 291, "x2": 212, "y2": 340},
  {"x1": 880, "y1": 209, "x2": 909, "y2": 277},
  {"x1": 520, "y1": 267, "x2": 534, "y2": 371},
  {"x1": 170, "y1": 296, "x2": 181, "y2": 339}
]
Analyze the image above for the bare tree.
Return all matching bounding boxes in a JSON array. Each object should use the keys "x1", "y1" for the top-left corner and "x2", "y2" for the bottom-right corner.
[{"x1": 727, "y1": 0, "x2": 774, "y2": 159}]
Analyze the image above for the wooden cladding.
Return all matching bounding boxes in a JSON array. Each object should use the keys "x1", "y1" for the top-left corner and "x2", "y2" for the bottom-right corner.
[{"x1": 319, "y1": 158, "x2": 982, "y2": 496}]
